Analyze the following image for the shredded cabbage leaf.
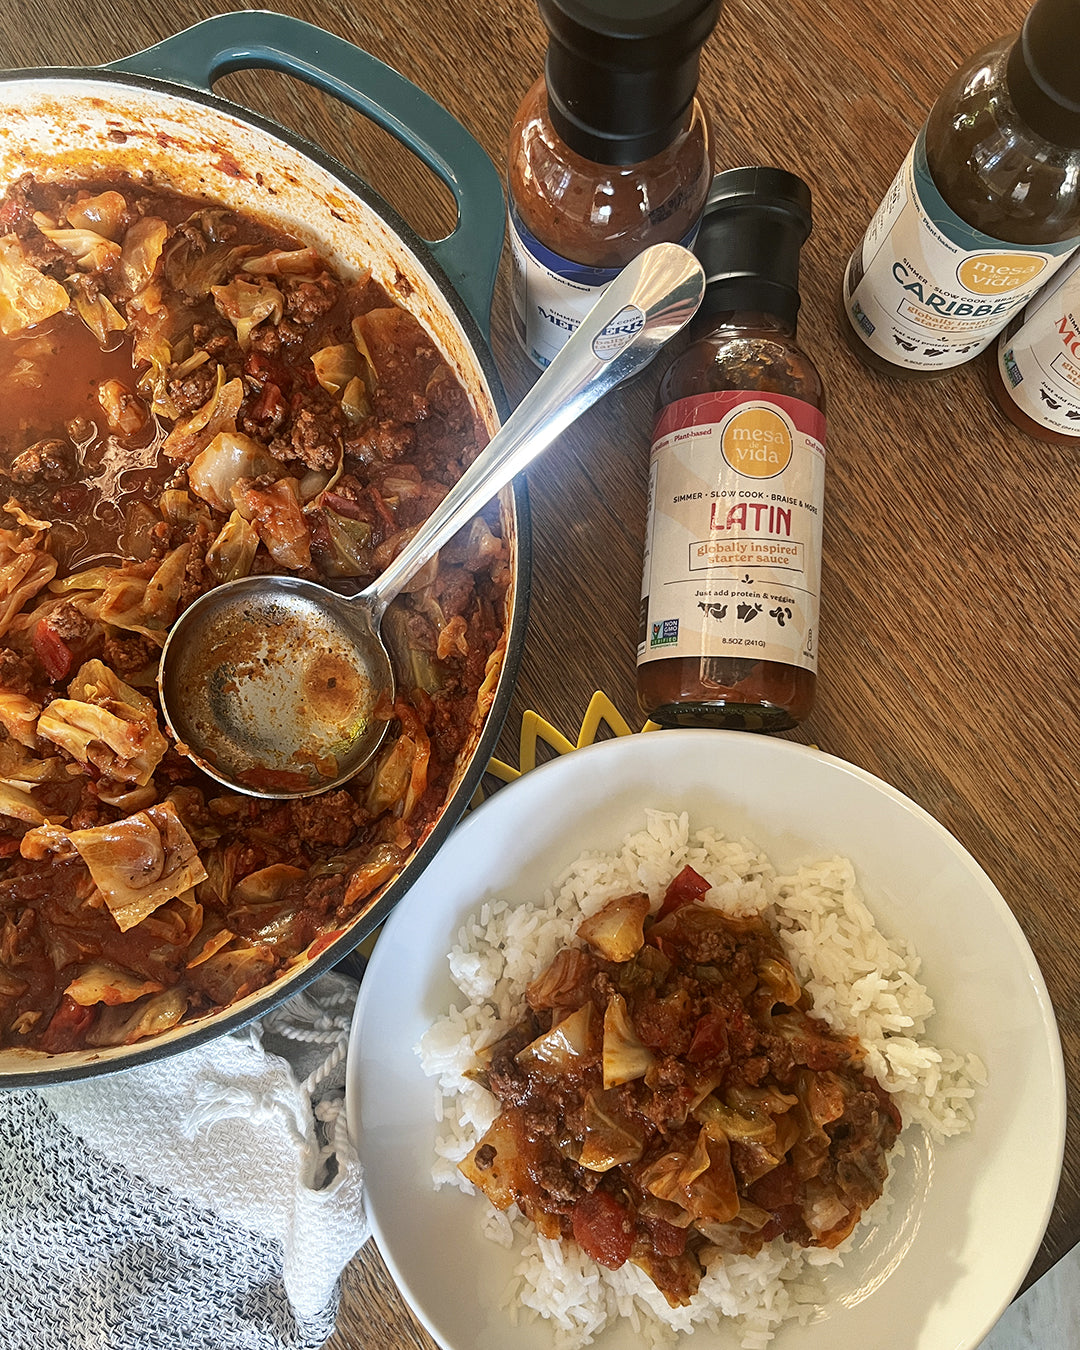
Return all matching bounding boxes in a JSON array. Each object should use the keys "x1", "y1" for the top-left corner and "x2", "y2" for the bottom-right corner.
[
  {"x1": 0, "y1": 235, "x2": 70, "y2": 335},
  {"x1": 52, "y1": 546, "x2": 190, "y2": 642},
  {"x1": 22, "y1": 800, "x2": 208, "y2": 932},
  {"x1": 65, "y1": 962, "x2": 164, "y2": 1007},
  {"x1": 33, "y1": 218, "x2": 121, "y2": 272},
  {"x1": 37, "y1": 659, "x2": 168, "y2": 785},
  {"x1": 188, "y1": 431, "x2": 278, "y2": 513},
  {"x1": 162, "y1": 371, "x2": 244, "y2": 462},
  {"x1": 211, "y1": 276, "x2": 283, "y2": 347}
]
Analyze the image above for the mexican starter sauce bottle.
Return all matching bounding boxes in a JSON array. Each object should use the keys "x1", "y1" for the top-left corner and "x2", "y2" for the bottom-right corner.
[
  {"x1": 507, "y1": 0, "x2": 717, "y2": 369},
  {"x1": 637, "y1": 168, "x2": 825, "y2": 732},
  {"x1": 991, "y1": 251, "x2": 1080, "y2": 440},
  {"x1": 842, "y1": 0, "x2": 1080, "y2": 378}
]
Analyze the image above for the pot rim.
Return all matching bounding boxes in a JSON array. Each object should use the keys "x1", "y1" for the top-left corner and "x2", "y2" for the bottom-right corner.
[{"x1": 0, "y1": 63, "x2": 532, "y2": 1085}]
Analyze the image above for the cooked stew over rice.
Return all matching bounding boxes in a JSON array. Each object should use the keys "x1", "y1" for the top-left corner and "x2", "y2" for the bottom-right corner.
[
  {"x1": 0, "y1": 174, "x2": 507, "y2": 1053},
  {"x1": 459, "y1": 866, "x2": 901, "y2": 1305}
]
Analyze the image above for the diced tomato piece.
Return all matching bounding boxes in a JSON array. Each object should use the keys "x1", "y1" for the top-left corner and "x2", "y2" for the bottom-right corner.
[
  {"x1": 756, "y1": 1214, "x2": 787, "y2": 1243},
  {"x1": 32, "y1": 619, "x2": 75, "y2": 683},
  {"x1": 657, "y1": 864, "x2": 712, "y2": 920},
  {"x1": 760, "y1": 1202, "x2": 804, "y2": 1243},
  {"x1": 243, "y1": 350, "x2": 291, "y2": 393},
  {"x1": 366, "y1": 485, "x2": 396, "y2": 533},
  {"x1": 640, "y1": 1214, "x2": 687, "y2": 1258},
  {"x1": 572, "y1": 1190, "x2": 634, "y2": 1269},
  {"x1": 686, "y1": 1009, "x2": 730, "y2": 1063},
  {"x1": 249, "y1": 381, "x2": 287, "y2": 424},
  {"x1": 747, "y1": 1162, "x2": 798, "y2": 1210},
  {"x1": 321, "y1": 490, "x2": 367, "y2": 520},
  {"x1": 40, "y1": 996, "x2": 96, "y2": 1053}
]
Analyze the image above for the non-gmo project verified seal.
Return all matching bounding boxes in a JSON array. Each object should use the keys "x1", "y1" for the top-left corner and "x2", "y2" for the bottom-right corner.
[
  {"x1": 650, "y1": 618, "x2": 679, "y2": 648},
  {"x1": 1001, "y1": 346, "x2": 1023, "y2": 387}
]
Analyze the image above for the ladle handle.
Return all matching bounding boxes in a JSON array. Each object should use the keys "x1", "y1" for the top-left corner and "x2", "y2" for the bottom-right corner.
[{"x1": 367, "y1": 241, "x2": 706, "y2": 613}]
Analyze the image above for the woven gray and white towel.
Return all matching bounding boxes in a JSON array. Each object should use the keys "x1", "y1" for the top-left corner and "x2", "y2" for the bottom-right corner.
[{"x1": 0, "y1": 971, "x2": 367, "y2": 1350}]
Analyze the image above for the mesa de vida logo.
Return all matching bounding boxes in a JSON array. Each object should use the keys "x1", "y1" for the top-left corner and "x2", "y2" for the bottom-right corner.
[
  {"x1": 955, "y1": 252, "x2": 1047, "y2": 295},
  {"x1": 720, "y1": 406, "x2": 793, "y2": 479}
]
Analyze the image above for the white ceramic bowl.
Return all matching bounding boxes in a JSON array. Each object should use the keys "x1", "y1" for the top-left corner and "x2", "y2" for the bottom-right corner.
[{"x1": 346, "y1": 729, "x2": 1064, "y2": 1350}]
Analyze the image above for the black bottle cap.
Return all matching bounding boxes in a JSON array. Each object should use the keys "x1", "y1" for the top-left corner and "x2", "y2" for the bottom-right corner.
[
  {"x1": 694, "y1": 167, "x2": 812, "y2": 328},
  {"x1": 538, "y1": 0, "x2": 720, "y2": 165},
  {"x1": 1006, "y1": 0, "x2": 1080, "y2": 148}
]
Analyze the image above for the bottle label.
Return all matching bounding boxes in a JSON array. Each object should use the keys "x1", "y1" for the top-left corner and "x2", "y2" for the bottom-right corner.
[
  {"x1": 637, "y1": 390, "x2": 825, "y2": 673},
  {"x1": 997, "y1": 252, "x2": 1080, "y2": 435},
  {"x1": 843, "y1": 127, "x2": 1080, "y2": 371},
  {"x1": 508, "y1": 200, "x2": 698, "y2": 368}
]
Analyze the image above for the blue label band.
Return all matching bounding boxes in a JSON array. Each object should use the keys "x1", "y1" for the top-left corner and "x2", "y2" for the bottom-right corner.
[{"x1": 509, "y1": 197, "x2": 700, "y2": 286}]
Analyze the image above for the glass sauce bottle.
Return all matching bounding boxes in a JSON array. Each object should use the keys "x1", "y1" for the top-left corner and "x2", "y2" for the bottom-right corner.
[
  {"x1": 637, "y1": 168, "x2": 824, "y2": 731},
  {"x1": 990, "y1": 251, "x2": 1080, "y2": 440},
  {"x1": 842, "y1": 0, "x2": 1080, "y2": 379},
  {"x1": 507, "y1": 0, "x2": 718, "y2": 369}
]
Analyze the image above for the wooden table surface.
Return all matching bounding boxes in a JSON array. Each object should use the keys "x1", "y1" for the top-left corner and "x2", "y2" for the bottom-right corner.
[{"x1": 4, "y1": 0, "x2": 1079, "y2": 1344}]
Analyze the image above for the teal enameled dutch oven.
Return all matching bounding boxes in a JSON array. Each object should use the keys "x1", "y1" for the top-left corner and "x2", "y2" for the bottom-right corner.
[{"x1": 0, "y1": 10, "x2": 530, "y2": 1084}]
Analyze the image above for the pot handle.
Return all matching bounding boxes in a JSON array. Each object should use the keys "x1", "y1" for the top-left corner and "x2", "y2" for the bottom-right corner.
[{"x1": 104, "y1": 10, "x2": 504, "y2": 333}]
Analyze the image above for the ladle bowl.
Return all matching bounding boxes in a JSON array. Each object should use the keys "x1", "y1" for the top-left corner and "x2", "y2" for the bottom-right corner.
[
  {"x1": 158, "y1": 241, "x2": 706, "y2": 797},
  {"x1": 158, "y1": 574, "x2": 390, "y2": 795}
]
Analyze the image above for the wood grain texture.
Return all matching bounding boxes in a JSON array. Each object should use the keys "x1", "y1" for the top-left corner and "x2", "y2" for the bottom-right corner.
[{"x1": 2, "y1": 0, "x2": 1077, "y2": 1344}]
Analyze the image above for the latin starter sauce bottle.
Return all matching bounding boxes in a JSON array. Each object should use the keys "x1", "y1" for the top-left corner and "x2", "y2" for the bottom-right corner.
[
  {"x1": 507, "y1": 0, "x2": 718, "y2": 369},
  {"x1": 637, "y1": 168, "x2": 825, "y2": 732},
  {"x1": 842, "y1": 0, "x2": 1080, "y2": 379}
]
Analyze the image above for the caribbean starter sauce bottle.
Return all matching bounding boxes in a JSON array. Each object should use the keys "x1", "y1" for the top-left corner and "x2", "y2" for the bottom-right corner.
[
  {"x1": 507, "y1": 0, "x2": 718, "y2": 369},
  {"x1": 637, "y1": 167, "x2": 825, "y2": 732},
  {"x1": 842, "y1": 0, "x2": 1080, "y2": 379}
]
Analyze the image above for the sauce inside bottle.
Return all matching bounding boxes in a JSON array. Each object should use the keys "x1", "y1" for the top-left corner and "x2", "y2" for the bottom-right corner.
[
  {"x1": 508, "y1": 78, "x2": 713, "y2": 270},
  {"x1": 507, "y1": 0, "x2": 717, "y2": 368},
  {"x1": 637, "y1": 169, "x2": 825, "y2": 732}
]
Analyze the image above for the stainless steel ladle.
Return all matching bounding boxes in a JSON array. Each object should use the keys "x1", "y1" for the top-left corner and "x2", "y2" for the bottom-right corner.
[{"x1": 157, "y1": 242, "x2": 706, "y2": 798}]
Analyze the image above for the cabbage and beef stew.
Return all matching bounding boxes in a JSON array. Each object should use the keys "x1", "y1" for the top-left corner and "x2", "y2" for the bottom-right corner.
[
  {"x1": 460, "y1": 869, "x2": 901, "y2": 1305},
  {"x1": 0, "y1": 174, "x2": 508, "y2": 1053}
]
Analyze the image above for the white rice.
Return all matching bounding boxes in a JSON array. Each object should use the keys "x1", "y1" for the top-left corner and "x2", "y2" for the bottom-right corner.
[{"x1": 416, "y1": 809, "x2": 986, "y2": 1348}]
